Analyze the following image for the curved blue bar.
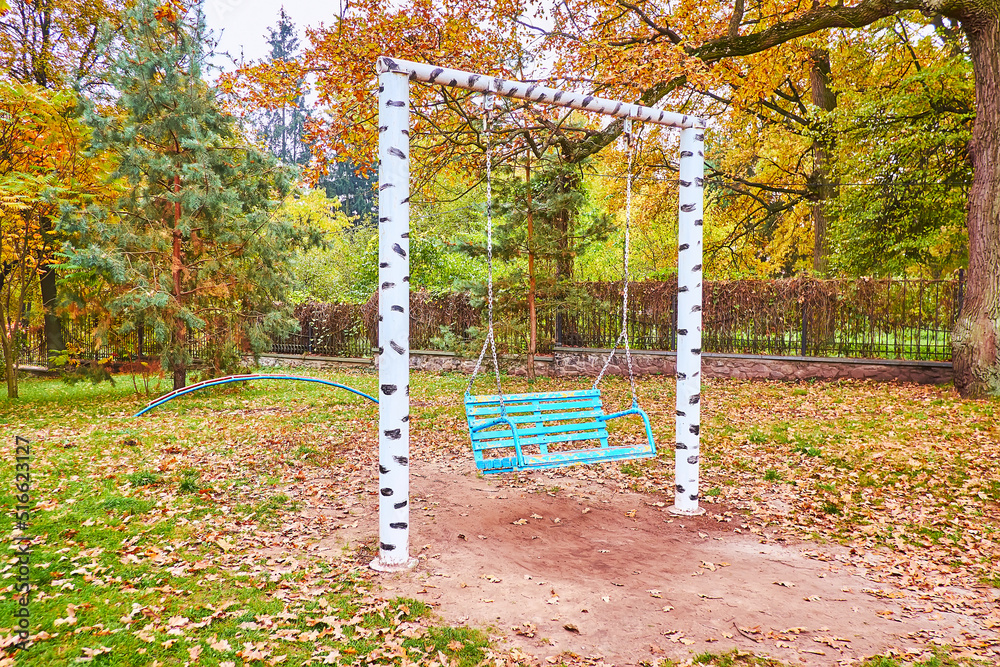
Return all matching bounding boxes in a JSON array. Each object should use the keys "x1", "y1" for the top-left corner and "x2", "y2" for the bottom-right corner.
[{"x1": 132, "y1": 374, "x2": 378, "y2": 417}]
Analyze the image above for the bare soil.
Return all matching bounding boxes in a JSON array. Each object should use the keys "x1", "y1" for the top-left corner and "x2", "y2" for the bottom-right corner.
[{"x1": 307, "y1": 455, "x2": 998, "y2": 666}]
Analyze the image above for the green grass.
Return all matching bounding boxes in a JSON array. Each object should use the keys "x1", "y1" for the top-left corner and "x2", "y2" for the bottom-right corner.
[{"x1": 3, "y1": 370, "x2": 999, "y2": 666}]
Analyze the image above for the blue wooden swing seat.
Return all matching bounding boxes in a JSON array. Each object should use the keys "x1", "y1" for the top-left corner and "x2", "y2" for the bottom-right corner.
[{"x1": 464, "y1": 388, "x2": 656, "y2": 474}]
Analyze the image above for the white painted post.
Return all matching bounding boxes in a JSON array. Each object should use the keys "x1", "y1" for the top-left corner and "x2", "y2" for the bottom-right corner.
[
  {"x1": 371, "y1": 70, "x2": 417, "y2": 571},
  {"x1": 671, "y1": 126, "x2": 706, "y2": 516}
]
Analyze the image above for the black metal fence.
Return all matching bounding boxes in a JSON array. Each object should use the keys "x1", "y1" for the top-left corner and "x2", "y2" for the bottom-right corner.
[
  {"x1": 485, "y1": 277, "x2": 959, "y2": 361},
  {"x1": 14, "y1": 318, "x2": 230, "y2": 368},
  {"x1": 14, "y1": 276, "x2": 962, "y2": 367}
]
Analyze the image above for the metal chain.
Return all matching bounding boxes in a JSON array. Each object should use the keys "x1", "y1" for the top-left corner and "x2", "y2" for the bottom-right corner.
[
  {"x1": 622, "y1": 121, "x2": 637, "y2": 404},
  {"x1": 467, "y1": 91, "x2": 506, "y2": 409},
  {"x1": 594, "y1": 117, "x2": 638, "y2": 405}
]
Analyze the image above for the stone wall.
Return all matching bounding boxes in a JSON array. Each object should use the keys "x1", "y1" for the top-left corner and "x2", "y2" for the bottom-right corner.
[
  {"x1": 256, "y1": 353, "x2": 373, "y2": 371},
  {"x1": 549, "y1": 348, "x2": 952, "y2": 385},
  {"x1": 257, "y1": 348, "x2": 953, "y2": 386}
]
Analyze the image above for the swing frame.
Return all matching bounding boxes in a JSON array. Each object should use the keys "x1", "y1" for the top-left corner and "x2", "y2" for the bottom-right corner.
[{"x1": 371, "y1": 56, "x2": 705, "y2": 572}]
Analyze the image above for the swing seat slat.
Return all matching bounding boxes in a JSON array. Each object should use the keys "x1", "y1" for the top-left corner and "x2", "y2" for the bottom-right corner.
[{"x1": 465, "y1": 389, "x2": 656, "y2": 474}]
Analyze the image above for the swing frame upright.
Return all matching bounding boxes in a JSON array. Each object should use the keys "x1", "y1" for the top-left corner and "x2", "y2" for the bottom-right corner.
[{"x1": 371, "y1": 56, "x2": 706, "y2": 572}]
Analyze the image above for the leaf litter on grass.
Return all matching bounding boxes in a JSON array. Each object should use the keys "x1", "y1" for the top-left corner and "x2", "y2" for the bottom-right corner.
[{"x1": 2, "y1": 373, "x2": 999, "y2": 665}]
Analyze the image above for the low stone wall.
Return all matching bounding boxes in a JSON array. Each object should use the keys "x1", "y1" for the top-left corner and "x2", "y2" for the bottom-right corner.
[
  {"x1": 550, "y1": 348, "x2": 953, "y2": 385},
  {"x1": 256, "y1": 348, "x2": 953, "y2": 385},
  {"x1": 407, "y1": 350, "x2": 555, "y2": 377},
  {"x1": 256, "y1": 353, "x2": 373, "y2": 370}
]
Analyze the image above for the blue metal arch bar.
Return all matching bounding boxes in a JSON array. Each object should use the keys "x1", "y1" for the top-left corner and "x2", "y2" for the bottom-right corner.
[{"x1": 132, "y1": 374, "x2": 378, "y2": 417}]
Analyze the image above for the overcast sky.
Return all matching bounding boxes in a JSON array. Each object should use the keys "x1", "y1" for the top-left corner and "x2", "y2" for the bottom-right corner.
[{"x1": 204, "y1": 0, "x2": 339, "y2": 67}]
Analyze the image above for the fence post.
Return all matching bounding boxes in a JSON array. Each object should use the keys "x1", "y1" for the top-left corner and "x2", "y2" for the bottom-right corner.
[{"x1": 801, "y1": 301, "x2": 808, "y2": 357}]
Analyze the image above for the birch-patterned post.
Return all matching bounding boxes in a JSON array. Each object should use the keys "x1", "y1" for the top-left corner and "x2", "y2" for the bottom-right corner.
[
  {"x1": 371, "y1": 69, "x2": 417, "y2": 571},
  {"x1": 373, "y1": 54, "x2": 708, "y2": 529},
  {"x1": 671, "y1": 125, "x2": 706, "y2": 516}
]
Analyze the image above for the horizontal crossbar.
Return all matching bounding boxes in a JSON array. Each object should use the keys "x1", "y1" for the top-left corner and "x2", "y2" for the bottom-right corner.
[{"x1": 378, "y1": 57, "x2": 705, "y2": 129}]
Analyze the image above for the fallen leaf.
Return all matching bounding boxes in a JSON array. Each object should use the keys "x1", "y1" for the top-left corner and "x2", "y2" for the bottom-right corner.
[{"x1": 210, "y1": 637, "x2": 233, "y2": 652}]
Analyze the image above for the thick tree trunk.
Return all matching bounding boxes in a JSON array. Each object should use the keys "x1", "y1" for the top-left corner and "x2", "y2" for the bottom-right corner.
[
  {"x1": 39, "y1": 264, "x2": 65, "y2": 359},
  {"x1": 953, "y1": 12, "x2": 1000, "y2": 397},
  {"x1": 809, "y1": 49, "x2": 837, "y2": 276}
]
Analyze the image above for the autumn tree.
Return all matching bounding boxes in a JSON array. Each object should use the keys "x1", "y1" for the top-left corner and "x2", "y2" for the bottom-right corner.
[
  {"x1": 0, "y1": 81, "x2": 107, "y2": 397},
  {"x1": 1, "y1": 0, "x2": 123, "y2": 360},
  {"x1": 537, "y1": 0, "x2": 1000, "y2": 396},
  {"x1": 62, "y1": 0, "x2": 297, "y2": 390},
  {"x1": 827, "y1": 47, "x2": 972, "y2": 277}
]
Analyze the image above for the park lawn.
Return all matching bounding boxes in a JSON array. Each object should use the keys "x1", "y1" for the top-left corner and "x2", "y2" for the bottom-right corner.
[
  {"x1": 1, "y1": 369, "x2": 999, "y2": 666},
  {"x1": 0, "y1": 373, "x2": 488, "y2": 666}
]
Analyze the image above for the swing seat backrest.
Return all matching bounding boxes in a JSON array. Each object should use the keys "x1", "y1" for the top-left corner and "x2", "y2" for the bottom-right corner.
[{"x1": 465, "y1": 389, "x2": 655, "y2": 473}]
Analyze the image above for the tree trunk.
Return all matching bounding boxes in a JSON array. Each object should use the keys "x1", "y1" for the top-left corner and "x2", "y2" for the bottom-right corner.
[
  {"x1": 553, "y1": 168, "x2": 581, "y2": 345},
  {"x1": 953, "y1": 11, "x2": 1000, "y2": 397},
  {"x1": 172, "y1": 329, "x2": 186, "y2": 390},
  {"x1": 0, "y1": 327, "x2": 17, "y2": 399},
  {"x1": 39, "y1": 263, "x2": 65, "y2": 359},
  {"x1": 171, "y1": 175, "x2": 187, "y2": 391},
  {"x1": 809, "y1": 49, "x2": 837, "y2": 276},
  {"x1": 526, "y1": 159, "x2": 536, "y2": 381}
]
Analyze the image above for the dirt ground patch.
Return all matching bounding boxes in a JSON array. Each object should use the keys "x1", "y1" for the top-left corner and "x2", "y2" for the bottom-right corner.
[{"x1": 307, "y1": 455, "x2": 999, "y2": 666}]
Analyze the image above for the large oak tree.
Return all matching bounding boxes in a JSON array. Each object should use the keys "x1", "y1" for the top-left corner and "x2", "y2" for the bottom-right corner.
[
  {"x1": 234, "y1": 0, "x2": 1000, "y2": 397},
  {"x1": 540, "y1": 0, "x2": 998, "y2": 396}
]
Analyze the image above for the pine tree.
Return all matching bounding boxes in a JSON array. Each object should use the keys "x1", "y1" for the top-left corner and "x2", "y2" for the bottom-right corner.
[
  {"x1": 255, "y1": 9, "x2": 375, "y2": 222},
  {"x1": 62, "y1": 0, "x2": 298, "y2": 390},
  {"x1": 258, "y1": 8, "x2": 310, "y2": 166},
  {"x1": 320, "y1": 160, "x2": 376, "y2": 224}
]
